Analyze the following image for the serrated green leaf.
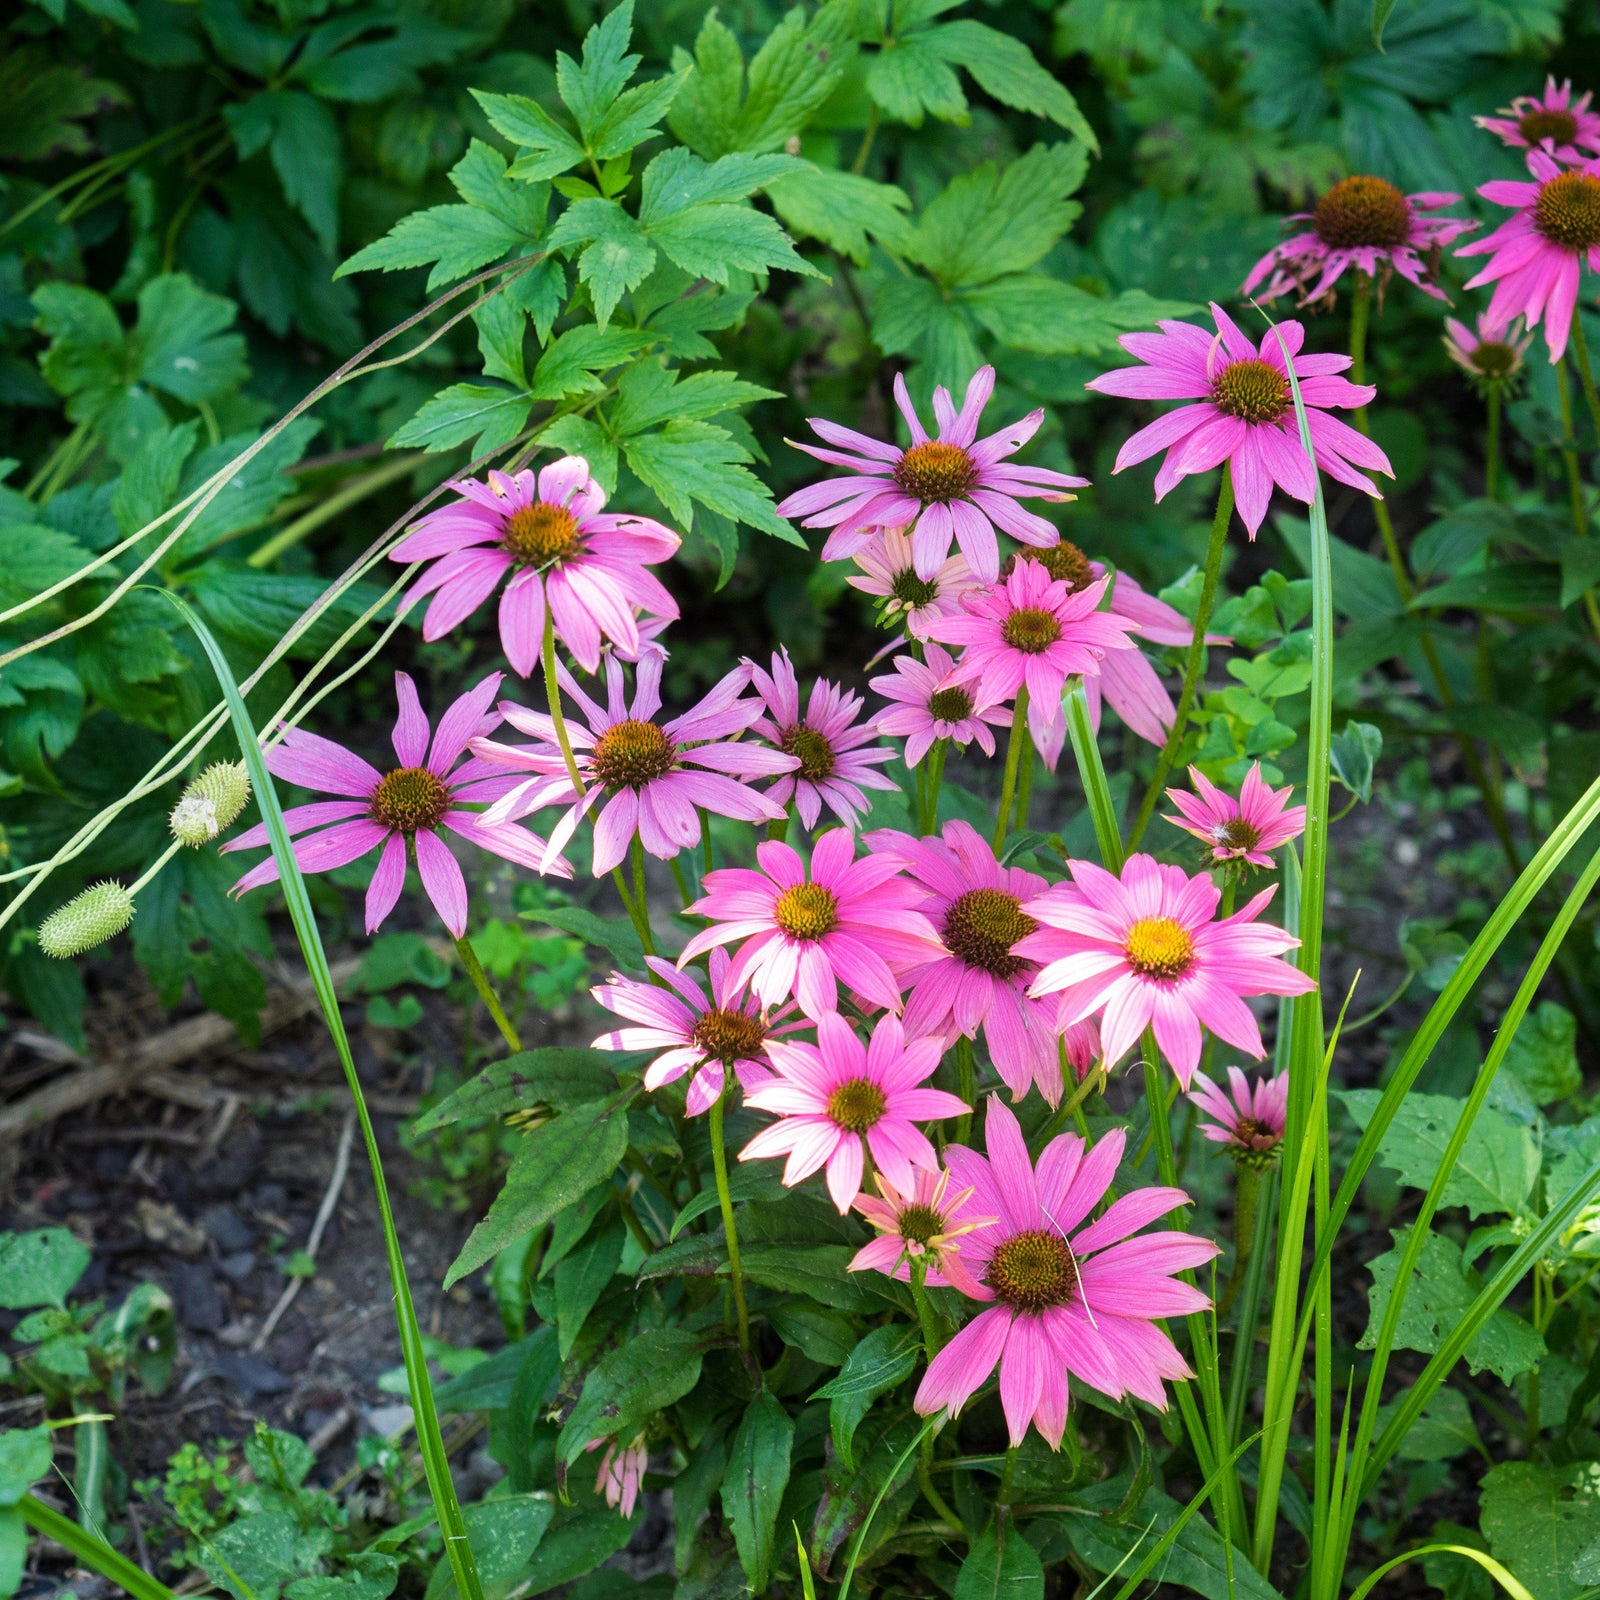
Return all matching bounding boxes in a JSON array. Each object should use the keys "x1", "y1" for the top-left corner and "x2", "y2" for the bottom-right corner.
[
  {"x1": 868, "y1": 34, "x2": 967, "y2": 126},
  {"x1": 474, "y1": 294, "x2": 527, "y2": 388},
  {"x1": 625, "y1": 420, "x2": 800, "y2": 542},
  {"x1": 133, "y1": 274, "x2": 249, "y2": 404},
  {"x1": 0, "y1": 1229, "x2": 89, "y2": 1311},
  {"x1": 529, "y1": 324, "x2": 652, "y2": 401},
  {"x1": 1504, "y1": 1001, "x2": 1581, "y2": 1106},
  {"x1": 225, "y1": 91, "x2": 342, "y2": 254},
  {"x1": 590, "y1": 68, "x2": 689, "y2": 160},
  {"x1": 388, "y1": 383, "x2": 532, "y2": 454},
  {"x1": 548, "y1": 200, "x2": 657, "y2": 327},
  {"x1": 929, "y1": 20, "x2": 1096, "y2": 148},
  {"x1": 610, "y1": 363, "x2": 778, "y2": 438},
  {"x1": 639, "y1": 147, "x2": 805, "y2": 219},
  {"x1": 768, "y1": 168, "x2": 912, "y2": 266},
  {"x1": 473, "y1": 89, "x2": 586, "y2": 181},
  {"x1": 558, "y1": 0, "x2": 644, "y2": 147},
  {"x1": 959, "y1": 275, "x2": 1191, "y2": 355}
]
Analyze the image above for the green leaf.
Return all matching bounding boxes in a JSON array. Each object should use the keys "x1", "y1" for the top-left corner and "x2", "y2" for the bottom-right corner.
[
  {"x1": 287, "y1": 1554, "x2": 398, "y2": 1600},
  {"x1": 435, "y1": 1330, "x2": 556, "y2": 1415},
  {"x1": 673, "y1": 1435, "x2": 726, "y2": 1574},
  {"x1": 558, "y1": 0, "x2": 644, "y2": 147},
  {"x1": 810, "y1": 1412, "x2": 920, "y2": 1579},
  {"x1": 186, "y1": 570, "x2": 395, "y2": 660},
  {"x1": 609, "y1": 364, "x2": 778, "y2": 439},
  {"x1": 32, "y1": 282, "x2": 126, "y2": 419},
  {"x1": 954, "y1": 1525, "x2": 1045, "y2": 1600},
  {"x1": 590, "y1": 69, "x2": 689, "y2": 161},
  {"x1": 638, "y1": 148, "x2": 804, "y2": 217},
  {"x1": 929, "y1": 21, "x2": 1096, "y2": 148},
  {"x1": 625, "y1": 420, "x2": 801, "y2": 542},
  {"x1": 768, "y1": 168, "x2": 911, "y2": 267},
  {"x1": 553, "y1": 1224, "x2": 624, "y2": 1359},
  {"x1": 411, "y1": 1048, "x2": 619, "y2": 1134},
  {"x1": 0, "y1": 1506, "x2": 23, "y2": 1600},
  {"x1": 388, "y1": 384, "x2": 532, "y2": 455},
  {"x1": 529, "y1": 325, "x2": 653, "y2": 402},
  {"x1": 225, "y1": 92, "x2": 342, "y2": 254},
  {"x1": 557, "y1": 1328, "x2": 704, "y2": 1463},
  {"x1": 423, "y1": 1497, "x2": 552, "y2": 1600},
  {"x1": 1339, "y1": 1090, "x2": 1539, "y2": 1219},
  {"x1": 813, "y1": 1326, "x2": 919, "y2": 1469},
  {"x1": 1504, "y1": 1001, "x2": 1581, "y2": 1107},
  {"x1": 1480, "y1": 1462, "x2": 1600, "y2": 1600},
  {"x1": 0, "y1": 1228, "x2": 89, "y2": 1310},
  {"x1": 722, "y1": 1395, "x2": 793, "y2": 1591},
  {"x1": 474, "y1": 295, "x2": 528, "y2": 389},
  {"x1": 354, "y1": 932, "x2": 451, "y2": 993},
  {"x1": 132, "y1": 275, "x2": 248, "y2": 405},
  {"x1": 520, "y1": 1505, "x2": 632, "y2": 1596},
  {"x1": 738, "y1": 1245, "x2": 892, "y2": 1311},
  {"x1": 0, "y1": 525, "x2": 90, "y2": 609},
  {"x1": 867, "y1": 34, "x2": 967, "y2": 127},
  {"x1": 548, "y1": 200, "x2": 657, "y2": 328},
  {"x1": 1330, "y1": 720, "x2": 1383, "y2": 803},
  {"x1": 959, "y1": 275, "x2": 1192, "y2": 356},
  {"x1": 768, "y1": 1302, "x2": 857, "y2": 1366},
  {"x1": 446, "y1": 1103, "x2": 629, "y2": 1288},
  {"x1": 197, "y1": 1510, "x2": 306, "y2": 1600},
  {"x1": 1374, "y1": 1386, "x2": 1484, "y2": 1463},
  {"x1": 520, "y1": 903, "x2": 644, "y2": 969},
  {"x1": 1373, "y1": 0, "x2": 1403, "y2": 48},
  {"x1": 474, "y1": 90, "x2": 586, "y2": 183},
  {"x1": 1559, "y1": 539, "x2": 1600, "y2": 611},
  {"x1": 669, "y1": 1163, "x2": 787, "y2": 1240},
  {"x1": 1358, "y1": 1225, "x2": 1546, "y2": 1384},
  {"x1": 1413, "y1": 563, "x2": 1560, "y2": 615},
  {"x1": 0, "y1": 1429, "x2": 51, "y2": 1506}
]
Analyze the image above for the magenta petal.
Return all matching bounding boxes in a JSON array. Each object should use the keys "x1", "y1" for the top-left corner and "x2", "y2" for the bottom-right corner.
[
  {"x1": 414, "y1": 829, "x2": 468, "y2": 937},
  {"x1": 365, "y1": 832, "x2": 408, "y2": 932}
]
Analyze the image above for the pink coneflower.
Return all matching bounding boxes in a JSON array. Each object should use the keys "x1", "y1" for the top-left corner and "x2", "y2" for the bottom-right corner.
[
  {"x1": 747, "y1": 648, "x2": 896, "y2": 829},
  {"x1": 1017, "y1": 854, "x2": 1316, "y2": 1087},
  {"x1": 587, "y1": 1435, "x2": 647, "y2": 1517},
  {"x1": 470, "y1": 654, "x2": 796, "y2": 876},
  {"x1": 928, "y1": 562, "x2": 1139, "y2": 766},
  {"x1": 225, "y1": 673, "x2": 567, "y2": 937},
  {"x1": 865, "y1": 821, "x2": 1094, "y2": 1107},
  {"x1": 390, "y1": 457, "x2": 679, "y2": 675},
  {"x1": 868, "y1": 644, "x2": 1011, "y2": 768},
  {"x1": 1240, "y1": 176, "x2": 1474, "y2": 306},
  {"x1": 1189, "y1": 1067, "x2": 1288, "y2": 1167},
  {"x1": 590, "y1": 949, "x2": 800, "y2": 1116},
  {"x1": 848, "y1": 527, "x2": 981, "y2": 639},
  {"x1": 1442, "y1": 313, "x2": 1533, "y2": 392},
  {"x1": 1086, "y1": 304, "x2": 1393, "y2": 538},
  {"x1": 1457, "y1": 149, "x2": 1600, "y2": 362},
  {"x1": 1476, "y1": 78, "x2": 1600, "y2": 165},
  {"x1": 775, "y1": 367, "x2": 1088, "y2": 583},
  {"x1": 679, "y1": 828, "x2": 945, "y2": 1020},
  {"x1": 1008, "y1": 540, "x2": 1230, "y2": 749},
  {"x1": 1164, "y1": 763, "x2": 1306, "y2": 869},
  {"x1": 850, "y1": 1166, "x2": 990, "y2": 1294},
  {"x1": 741, "y1": 1012, "x2": 967, "y2": 1212},
  {"x1": 914, "y1": 1099, "x2": 1216, "y2": 1443}
]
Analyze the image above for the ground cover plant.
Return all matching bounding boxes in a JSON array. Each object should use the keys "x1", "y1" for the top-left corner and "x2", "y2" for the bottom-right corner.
[{"x1": 10, "y1": 0, "x2": 1600, "y2": 1598}]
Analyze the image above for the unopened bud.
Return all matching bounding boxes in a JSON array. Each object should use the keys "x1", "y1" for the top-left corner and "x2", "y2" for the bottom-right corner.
[
  {"x1": 38, "y1": 882, "x2": 135, "y2": 959},
  {"x1": 170, "y1": 761, "x2": 251, "y2": 846}
]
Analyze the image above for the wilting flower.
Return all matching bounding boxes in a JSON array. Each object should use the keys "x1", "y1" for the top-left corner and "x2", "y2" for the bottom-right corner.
[
  {"x1": 390, "y1": 457, "x2": 679, "y2": 675},
  {"x1": 1240, "y1": 176, "x2": 1474, "y2": 306},
  {"x1": 914, "y1": 1099, "x2": 1216, "y2": 1445},
  {"x1": 590, "y1": 949, "x2": 800, "y2": 1115},
  {"x1": 1086, "y1": 304, "x2": 1392, "y2": 538},
  {"x1": 472, "y1": 655, "x2": 795, "y2": 876},
  {"x1": 1018, "y1": 854, "x2": 1316, "y2": 1087},
  {"x1": 929, "y1": 562, "x2": 1139, "y2": 767},
  {"x1": 1189, "y1": 1067, "x2": 1288, "y2": 1167},
  {"x1": 587, "y1": 1435, "x2": 647, "y2": 1517},
  {"x1": 776, "y1": 366, "x2": 1088, "y2": 582},
  {"x1": 847, "y1": 527, "x2": 981, "y2": 639},
  {"x1": 679, "y1": 828, "x2": 945, "y2": 1020},
  {"x1": 866, "y1": 821, "x2": 1098, "y2": 1106},
  {"x1": 868, "y1": 644, "x2": 1012, "y2": 768},
  {"x1": 1008, "y1": 541, "x2": 1228, "y2": 748},
  {"x1": 1165, "y1": 763, "x2": 1305, "y2": 869},
  {"x1": 747, "y1": 648, "x2": 896, "y2": 829},
  {"x1": 850, "y1": 1167, "x2": 991, "y2": 1293},
  {"x1": 1476, "y1": 78, "x2": 1600, "y2": 165},
  {"x1": 1458, "y1": 149, "x2": 1600, "y2": 362},
  {"x1": 1442, "y1": 313, "x2": 1534, "y2": 393},
  {"x1": 226, "y1": 674, "x2": 566, "y2": 937},
  {"x1": 38, "y1": 882, "x2": 135, "y2": 959},
  {"x1": 741, "y1": 1012, "x2": 967, "y2": 1212}
]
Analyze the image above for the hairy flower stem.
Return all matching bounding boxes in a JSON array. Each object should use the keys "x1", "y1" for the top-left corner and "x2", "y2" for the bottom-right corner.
[
  {"x1": 1219, "y1": 1164, "x2": 1262, "y2": 1315},
  {"x1": 907, "y1": 1258, "x2": 945, "y2": 1366},
  {"x1": 708, "y1": 1077, "x2": 751, "y2": 1353},
  {"x1": 919, "y1": 739, "x2": 949, "y2": 834},
  {"x1": 630, "y1": 836, "x2": 656, "y2": 957},
  {"x1": 992, "y1": 686, "x2": 1031, "y2": 853},
  {"x1": 953, "y1": 1035, "x2": 977, "y2": 1146},
  {"x1": 1570, "y1": 312, "x2": 1600, "y2": 447},
  {"x1": 1127, "y1": 466, "x2": 1234, "y2": 853},
  {"x1": 540, "y1": 607, "x2": 586, "y2": 797},
  {"x1": 1485, "y1": 385, "x2": 1502, "y2": 502},
  {"x1": 1013, "y1": 731, "x2": 1035, "y2": 837},
  {"x1": 1224, "y1": 1165, "x2": 1277, "y2": 1449},
  {"x1": 453, "y1": 934, "x2": 522, "y2": 1054},
  {"x1": 1346, "y1": 275, "x2": 1413, "y2": 604}
]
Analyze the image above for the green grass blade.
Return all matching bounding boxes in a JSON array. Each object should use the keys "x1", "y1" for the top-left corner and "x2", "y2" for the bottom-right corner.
[
  {"x1": 161, "y1": 593, "x2": 484, "y2": 1600},
  {"x1": 21, "y1": 1494, "x2": 175, "y2": 1600},
  {"x1": 1348, "y1": 1543, "x2": 1536, "y2": 1600},
  {"x1": 1065, "y1": 683, "x2": 1124, "y2": 870}
]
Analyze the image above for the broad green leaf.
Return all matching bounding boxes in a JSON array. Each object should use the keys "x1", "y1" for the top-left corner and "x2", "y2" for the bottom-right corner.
[
  {"x1": 1358, "y1": 1225, "x2": 1546, "y2": 1384},
  {"x1": 132, "y1": 274, "x2": 249, "y2": 405},
  {"x1": 447, "y1": 1103, "x2": 629, "y2": 1287},
  {"x1": 954, "y1": 1525, "x2": 1045, "y2": 1600},
  {"x1": 768, "y1": 168, "x2": 912, "y2": 266},
  {"x1": 225, "y1": 91, "x2": 341, "y2": 253},
  {"x1": 1339, "y1": 1090, "x2": 1539, "y2": 1219},
  {"x1": 287, "y1": 1553, "x2": 399, "y2": 1600},
  {"x1": 930, "y1": 20, "x2": 1096, "y2": 148},
  {"x1": 813, "y1": 1326, "x2": 919, "y2": 1468},
  {"x1": 558, "y1": 0, "x2": 645, "y2": 147},
  {"x1": 0, "y1": 525, "x2": 91, "y2": 609},
  {"x1": 186, "y1": 570, "x2": 395, "y2": 660},
  {"x1": 810, "y1": 1412, "x2": 921, "y2": 1579},
  {"x1": 0, "y1": 1508, "x2": 23, "y2": 1600},
  {"x1": 388, "y1": 383, "x2": 532, "y2": 454},
  {"x1": 411, "y1": 1048, "x2": 619, "y2": 1134},
  {"x1": 673, "y1": 1435, "x2": 726, "y2": 1574},
  {"x1": 1375, "y1": 1386, "x2": 1484, "y2": 1463},
  {"x1": 557, "y1": 1328, "x2": 704, "y2": 1463},
  {"x1": 638, "y1": 148, "x2": 804, "y2": 218},
  {"x1": 521, "y1": 1504, "x2": 633, "y2": 1595},
  {"x1": 529, "y1": 325, "x2": 653, "y2": 402},
  {"x1": 1480, "y1": 1462, "x2": 1600, "y2": 1600},
  {"x1": 353, "y1": 932, "x2": 451, "y2": 993},
  {"x1": 423, "y1": 1496, "x2": 552, "y2": 1600},
  {"x1": 0, "y1": 1428, "x2": 51, "y2": 1506},
  {"x1": 474, "y1": 295, "x2": 527, "y2": 389},
  {"x1": 197, "y1": 1510, "x2": 305, "y2": 1600},
  {"x1": 960, "y1": 275, "x2": 1192, "y2": 356},
  {"x1": 670, "y1": 1163, "x2": 788, "y2": 1240},
  {"x1": 0, "y1": 1228, "x2": 90, "y2": 1310},
  {"x1": 1330, "y1": 720, "x2": 1383, "y2": 803},
  {"x1": 553, "y1": 1223, "x2": 624, "y2": 1359},
  {"x1": 1559, "y1": 539, "x2": 1600, "y2": 611},
  {"x1": 722, "y1": 1394, "x2": 793, "y2": 1591},
  {"x1": 625, "y1": 420, "x2": 801, "y2": 542},
  {"x1": 1413, "y1": 563, "x2": 1560, "y2": 615},
  {"x1": 590, "y1": 69, "x2": 689, "y2": 161},
  {"x1": 645, "y1": 199, "x2": 816, "y2": 285},
  {"x1": 1503, "y1": 1001, "x2": 1581, "y2": 1106},
  {"x1": 520, "y1": 902, "x2": 643, "y2": 968},
  {"x1": 337, "y1": 206, "x2": 530, "y2": 289},
  {"x1": 768, "y1": 1302, "x2": 857, "y2": 1366}
]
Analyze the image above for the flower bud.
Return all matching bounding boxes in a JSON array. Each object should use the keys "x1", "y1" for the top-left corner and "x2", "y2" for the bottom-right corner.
[
  {"x1": 170, "y1": 761, "x2": 251, "y2": 846},
  {"x1": 38, "y1": 882, "x2": 135, "y2": 959}
]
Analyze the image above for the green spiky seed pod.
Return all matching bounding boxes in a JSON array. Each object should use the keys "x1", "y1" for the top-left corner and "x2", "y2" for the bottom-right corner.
[
  {"x1": 38, "y1": 882, "x2": 135, "y2": 959},
  {"x1": 170, "y1": 761, "x2": 251, "y2": 846}
]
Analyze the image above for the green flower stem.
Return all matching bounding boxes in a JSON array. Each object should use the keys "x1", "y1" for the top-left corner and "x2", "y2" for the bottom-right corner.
[
  {"x1": 670, "y1": 853, "x2": 695, "y2": 909},
  {"x1": 1031, "y1": 1050, "x2": 1103, "y2": 1153},
  {"x1": 630, "y1": 835, "x2": 656, "y2": 956},
  {"x1": 700, "y1": 809, "x2": 716, "y2": 876},
  {"x1": 1346, "y1": 274, "x2": 1414, "y2": 605},
  {"x1": 1224, "y1": 1164, "x2": 1277, "y2": 1451},
  {"x1": 920, "y1": 739, "x2": 949, "y2": 835},
  {"x1": 908, "y1": 1257, "x2": 945, "y2": 1366},
  {"x1": 453, "y1": 934, "x2": 522, "y2": 1053},
  {"x1": 708, "y1": 1075, "x2": 751, "y2": 1353},
  {"x1": 992, "y1": 686, "x2": 1030, "y2": 853},
  {"x1": 1013, "y1": 732, "x2": 1035, "y2": 836},
  {"x1": 1570, "y1": 312, "x2": 1600, "y2": 446},
  {"x1": 1126, "y1": 466, "x2": 1234, "y2": 853},
  {"x1": 953, "y1": 1035, "x2": 977, "y2": 1145},
  {"x1": 1555, "y1": 356, "x2": 1600, "y2": 640},
  {"x1": 1485, "y1": 385, "x2": 1502, "y2": 502},
  {"x1": 1219, "y1": 1163, "x2": 1262, "y2": 1314},
  {"x1": 540, "y1": 607, "x2": 586, "y2": 797}
]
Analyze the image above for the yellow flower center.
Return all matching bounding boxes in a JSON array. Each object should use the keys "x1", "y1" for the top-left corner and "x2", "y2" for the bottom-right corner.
[
  {"x1": 896, "y1": 1202, "x2": 946, "y2": 1245},
  {"x1": 1124, "y1": 916, "x2": 1196, "y2": 981},
  {"x1": 890, "y1": 568, "x2": 940, "y2": 607},
  {"x1": 690, "y1": 1007, "x2": 767, "y2": 1063},
  {"x1": 780, "y1": 724, "x2": 836, "y2": 782},
  {"x1": 1212, "y1": 358, "x2": 1290, "y2": 425},
  {"x1": 1312, "y1": 175, "x2": 1412, "y2": 250},
  {"x1": 502, "y1": 501, "x2": 582, "y2": 568},
  {"x1": 1519, "y1": 107, "x2": 1578, "y2": 146},
  {"x1": 928, "y1": 686, "x2": 974, "y2": 723},
  {"x1": 370, "y1": 766, "x2": 451, "y2": 833},
  {"x1": 590, "y1": 719, "x2": 677, "y2": 789},
  {"x1": 1000, "y1": 606, "x2": 1062, "y2": 654},
  {"x1": 894, "y1": 441, "x2": 978, "y2": 503},
  {"x1": 1534, "y1": 169, "x2": 1600, "y2": 251},
  {"x1": 1023, "y1": 540, "x2": 1094, "y2": 593},
  {"x1": 988, "y1": 1228, "x2": 1079, "y2": 1312},
  {"x1": 827, "y1": 1077, "x2": 887, "y2": 1133},
  {"x1": 773, "y1": 882, "x2": 839, "y2": 941},
  {"x1": 941, "y1": 887, "x2": 1037, "y2": 979}
]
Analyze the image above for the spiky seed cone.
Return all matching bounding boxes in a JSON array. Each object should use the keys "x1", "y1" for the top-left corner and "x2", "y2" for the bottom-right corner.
[
  {"x1": 38, "y1": 882, "x2": 135, "y2": 959},
  {"x1": 170, "y1": 761, "x2": 251, "y2": 846}
]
